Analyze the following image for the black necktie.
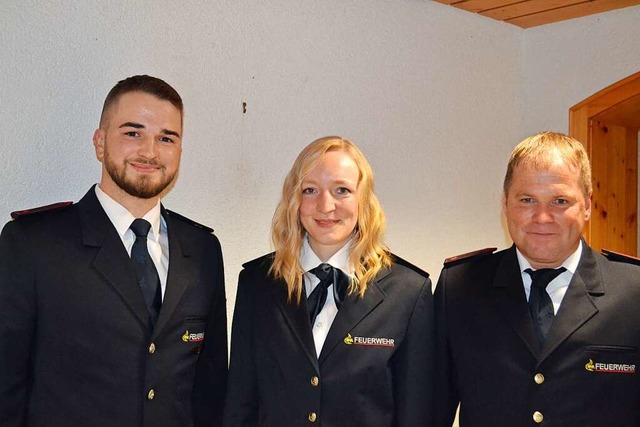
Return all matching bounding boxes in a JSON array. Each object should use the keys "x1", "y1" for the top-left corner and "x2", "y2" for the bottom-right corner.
[
  {"x1": 307, "y1": 263, "x2": 349, "y2": 325},
  {"x1": 525, "y1": 267, "x2": 566, "y2": 348},
  {"x1": 130, "y1": 219, "x2": 162, "y2": 329}
]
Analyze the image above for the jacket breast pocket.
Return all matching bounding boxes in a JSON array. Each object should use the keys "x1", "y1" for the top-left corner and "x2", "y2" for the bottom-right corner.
[{"x1": 586, "y1": 344, "x2": 638, "y2": 353}]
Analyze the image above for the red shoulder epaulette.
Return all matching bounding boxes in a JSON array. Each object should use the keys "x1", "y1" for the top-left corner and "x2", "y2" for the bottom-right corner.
[
  {"x1": 443, "y1": 247, "x2": 497, "y2": 268},
  {"x1": 11, "y1": 201, "x2": 73, "y2": 219},
  {"x1": 601, "y1": 249, "x2": 640, "y2": 266},
  {"x1": 164, "y1": 209, "x2": 214, "y2": 233}
]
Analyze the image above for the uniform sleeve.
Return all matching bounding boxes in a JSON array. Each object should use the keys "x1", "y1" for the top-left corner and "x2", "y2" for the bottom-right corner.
[
  {"x1": 222, "y1": 268, "x2": 259, "y2": 427},
  {"x1": 0, "y1": 221, "x2": 36, "y2": 426},
  {"x1": 392, "y1": 275, "x2": 436, "y2": 426},
  {"x1": 192, "y1": 235, "x2": 228, "y2": 427},
  {"x1": 434, "y1": 268, "x2": 460, "y2": 427}
]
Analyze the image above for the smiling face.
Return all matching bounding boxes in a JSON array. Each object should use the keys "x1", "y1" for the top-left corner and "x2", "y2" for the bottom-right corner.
[
  {"x1": 93, "y1": 91, "x2": 182, "y2": 212},
  {"x1": 503, "y1": 159, "x2": 591, "y2": 269},
  {"x1": 299, "y1": 150, "x2": 360, "y2": 261}
]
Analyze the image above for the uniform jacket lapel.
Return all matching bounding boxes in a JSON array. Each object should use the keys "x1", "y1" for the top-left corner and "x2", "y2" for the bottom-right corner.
[
  {"x1": 539, "y1": 245, "x2": 602, "y2": 363},
  {"x1": 492, "y1": 246, "x2": 540, "y2": 358},
  {"x1": 270, "y1": 277, "x2": 319, "y2": 370},
  {"x1": 79, "y1": 187, "x2": 150, "y2": 328},
  {"x1": 318, "y1": 269, "x2": 387, "y2": 364},
  {"x1": 152, "y1": 208, "x2": 193, "y2": 338}
]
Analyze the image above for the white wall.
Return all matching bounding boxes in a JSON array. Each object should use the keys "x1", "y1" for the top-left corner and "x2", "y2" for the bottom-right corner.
[
  {"x1": 522, "y1": 5, "x2": 640, "y2": 135},
  {"x1": 0, "y1": 0, "x2": 523, "y2": 309}
]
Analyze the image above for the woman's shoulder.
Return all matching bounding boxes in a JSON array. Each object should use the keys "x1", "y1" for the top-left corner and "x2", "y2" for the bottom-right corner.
[
  {"x1": 371, "y1": 254, "x2": 431, "y2": 295},
  {"x1": 389, "y1": 253, "x2": 430, "y2": 280}
]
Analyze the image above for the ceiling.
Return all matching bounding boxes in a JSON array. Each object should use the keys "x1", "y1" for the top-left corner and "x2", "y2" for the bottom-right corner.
[{"x1": 433, "y1": 0, "x2": 640, "y2": 28}]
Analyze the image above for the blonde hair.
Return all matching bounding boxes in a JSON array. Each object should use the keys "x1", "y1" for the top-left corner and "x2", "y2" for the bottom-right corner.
[
  {"x1": 270, "y1": 136, "x2": 392, "y2": 302},
  {"x1": 504, "y1": 131, "x2": 592, "y2": 198}
]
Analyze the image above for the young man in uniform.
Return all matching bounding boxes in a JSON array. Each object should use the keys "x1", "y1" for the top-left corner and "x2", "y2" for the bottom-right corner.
[{"x1": 0, "y1": 75, "x2": 227, "y2": 427}]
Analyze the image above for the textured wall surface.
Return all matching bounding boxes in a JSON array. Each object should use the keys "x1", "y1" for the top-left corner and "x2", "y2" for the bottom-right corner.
[
  {"x1": 0, "y1": 0, "x2": 522, "y2": 299},
  {"x1": 1, "y1": 1, "x2": 638, "y2": 346},
  {"x1": 522, "y1": 5, "x2": 640, "y2": 135}
]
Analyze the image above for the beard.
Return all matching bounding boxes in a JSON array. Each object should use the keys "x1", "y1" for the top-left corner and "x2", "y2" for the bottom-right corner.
[{"x1": 103, "y1": 149, "x2": 176, "y2": 199}]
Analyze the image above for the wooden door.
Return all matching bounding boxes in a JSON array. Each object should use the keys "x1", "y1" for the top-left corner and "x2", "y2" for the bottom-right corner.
[
  {"x1": 570, "y1": 72, "x2": 640, "y2": 256},
  {"x1": 589, "y1": 120, "x2": 638, "y2": 254}
]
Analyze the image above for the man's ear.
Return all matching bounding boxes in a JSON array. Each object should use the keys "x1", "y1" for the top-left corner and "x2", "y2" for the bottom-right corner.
[
  {"x1": 93, "y1": 129, "x2": 105, "y2": 162},
  {"x1": 584, "y1": 190, "x2": 593, "y2": 221},
  {"x1": 501, "y1": 193, "x2": 508, "y2": 216}
]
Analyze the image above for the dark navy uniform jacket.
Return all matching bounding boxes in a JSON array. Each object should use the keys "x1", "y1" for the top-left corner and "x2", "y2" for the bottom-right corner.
[
  {"x1": 435, "y1": 244, "x2": 640, "y2": 427},
  {"x1": 0, "y1": 187, "x2": 227, "y2": 427},
  {"x1": 223, "y1": 253, "x2": 435, "y2": 427}
]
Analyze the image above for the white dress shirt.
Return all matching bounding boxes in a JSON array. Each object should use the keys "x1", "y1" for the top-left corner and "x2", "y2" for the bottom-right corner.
[
  {"x1": 517, "y1": 241, "x2": 583, "y2": 315},
  {"x1": 301, "y1": 237, "x2": 353, "y2": 358},
  {"x1": 94, "y1": 185, "x2": 169, "y2": 299}
]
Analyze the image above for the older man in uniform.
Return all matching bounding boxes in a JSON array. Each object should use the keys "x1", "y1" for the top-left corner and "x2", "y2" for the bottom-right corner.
[
  {"x1": 0, "y1": 75, "x2": 227, "y2": 426},
  {"x1": 435, "y1": 131, "x2": 640, "y2": 426}
]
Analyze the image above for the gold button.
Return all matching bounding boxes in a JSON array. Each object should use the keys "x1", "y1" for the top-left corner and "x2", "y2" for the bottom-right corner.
[
  {"x1": 149, "y1": 343, "x2": 156, "y2": 354},
  {"x1": 147, "y1": 389, "x2": 155, "y2": 400},
  {"x1": 310, "y1": 376, "x2": 319, "y2": 387},
  {"x1": 534, "y1": 373, "x2": 544, "y2": 384},
  {"x1": 308, "y1": 412, "x2": 317, "y2": 423},
  {"x1": 533, "y1": 411, "x2": 543, "y2": 423}
]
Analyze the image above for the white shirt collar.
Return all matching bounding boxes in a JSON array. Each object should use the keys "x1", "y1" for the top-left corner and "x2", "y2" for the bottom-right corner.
[
  {"x1": 300, "y1": 236, "x2": 352, "y2": 277},
  {"x1": 94, "y1": 184, "x2": 163, "y2": 241},
  {"x1": 516, "y1": 240, "x2": 583, "y2": 274}
]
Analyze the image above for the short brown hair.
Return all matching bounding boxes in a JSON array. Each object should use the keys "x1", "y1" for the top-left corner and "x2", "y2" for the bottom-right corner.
[
  {"x1": 99, "y1": 75, "x2": 183, "y2": 127},
  {"x1": 503, "y1": 131, "x2": 592, "y2": 198}
]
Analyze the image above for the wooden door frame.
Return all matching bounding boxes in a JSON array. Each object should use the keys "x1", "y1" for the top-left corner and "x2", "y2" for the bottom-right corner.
[{"x1": 569, "y1": 71, "x2": 640, "y2": 246}]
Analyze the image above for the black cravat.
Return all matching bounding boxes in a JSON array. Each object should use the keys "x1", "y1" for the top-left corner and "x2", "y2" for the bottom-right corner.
[
  {"x1": 307, "y1": 263, "x2": 349, "y2": 325},
  {"x1": 130, "y1": 219, "x2": 162, "y2": 329},
  {"x1": 525, "y1": 267, "x2": 566, "y2": 348}
]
